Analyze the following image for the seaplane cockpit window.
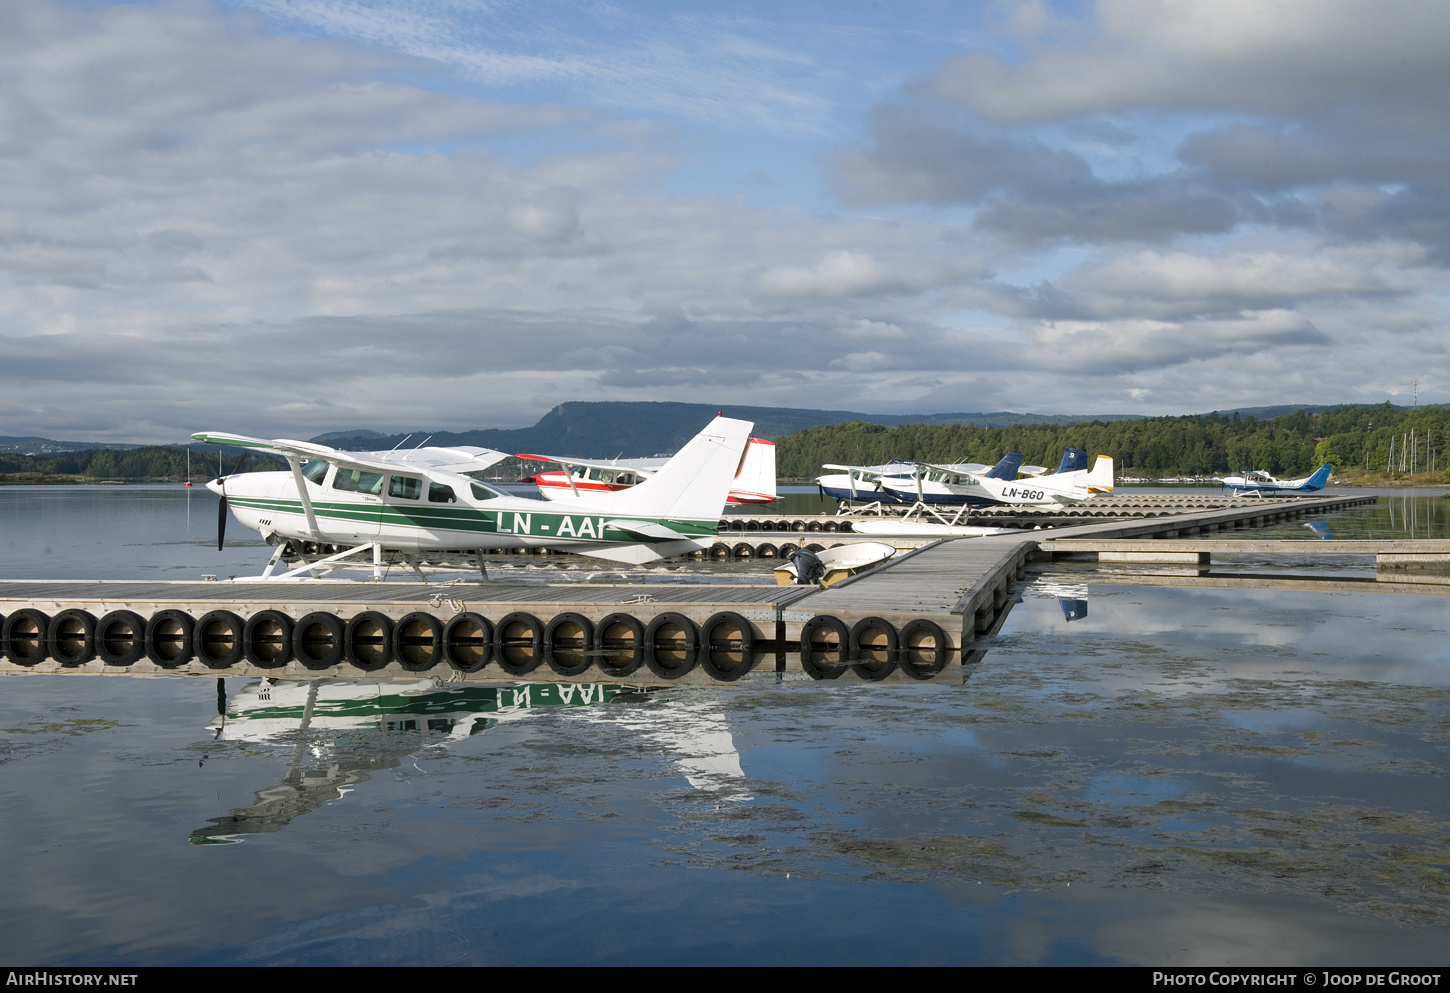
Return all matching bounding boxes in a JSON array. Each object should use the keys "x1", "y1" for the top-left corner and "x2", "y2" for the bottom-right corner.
[
  {"x1": 618, "y1": 472, "x2": 635, "y2": 485},
  {"x1": 428, "y1": 482, "x2": 458, "y2": 504},
  {"x1": 333, "y1": 469, "x2": 384, "y2": 496},
  {"x1": 470, "y1": 482, "x2": 502, "y2": 501},
  {"x1": 388, "y1": 475, "x2": 422, "y2": 500},
  {"x1": 301, "y1": 460, "x2": 330, "y2": 485},
  {"x1": 571, "y1": 466, "x2": 587, "y2": 479}
]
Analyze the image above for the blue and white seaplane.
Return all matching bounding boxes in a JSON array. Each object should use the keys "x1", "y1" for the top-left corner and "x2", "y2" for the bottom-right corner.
[
  {"x1": 192, "y1": 416, "x2": 753, "y2": 580},
  {"x1": 1218, "y1": 465, "x2": 1332, "y2": 497},
  {"x1": 878, "y1": 449, "x2": 1113, "y2": 508}
]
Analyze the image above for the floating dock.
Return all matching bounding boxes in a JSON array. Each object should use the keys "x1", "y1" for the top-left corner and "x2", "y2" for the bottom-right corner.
[{"x1": 2, "y1": 491, "x2": 1419, "y2": 685}]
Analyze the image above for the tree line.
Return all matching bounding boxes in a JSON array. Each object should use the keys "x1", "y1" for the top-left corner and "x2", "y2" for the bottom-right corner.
[
  {"x1": 773, "y1": 404, "x2": 1450, "y2": 479},
  {"x1": 0, "y1": 447, "x2": 285, "y2": 482}
]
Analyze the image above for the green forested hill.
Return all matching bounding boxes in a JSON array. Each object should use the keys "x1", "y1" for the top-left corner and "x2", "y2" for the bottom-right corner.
[{"x1": 774, "y1": 404, "x2": 1450, "y2": 479}]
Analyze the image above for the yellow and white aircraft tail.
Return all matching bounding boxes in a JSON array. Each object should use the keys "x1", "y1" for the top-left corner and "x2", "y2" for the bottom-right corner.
[
  {"x1": 1087, "y1": 455, "x2": 1114, "y2": 493},
  {"x1": 598, "y1": 416, "x2": 754, "y2": 520}
]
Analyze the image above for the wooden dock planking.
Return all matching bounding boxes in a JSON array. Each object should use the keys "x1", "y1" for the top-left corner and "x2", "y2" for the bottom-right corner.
[{"x1": 781, "y1": 492, "x2": 1382, "y2": 651}]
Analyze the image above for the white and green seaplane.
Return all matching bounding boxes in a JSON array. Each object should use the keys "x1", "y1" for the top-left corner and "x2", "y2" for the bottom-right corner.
[{"x1": 192, "y1": 416, "x2": 753, "y2": 580}]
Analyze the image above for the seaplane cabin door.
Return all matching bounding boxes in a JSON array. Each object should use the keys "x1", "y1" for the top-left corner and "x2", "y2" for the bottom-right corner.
[
  {"x1": 326, "y1": 467, "x2": 385, "y2": 540},
  {"x1": 380, "y1": 472, "x2": 455, "y2": 541}
]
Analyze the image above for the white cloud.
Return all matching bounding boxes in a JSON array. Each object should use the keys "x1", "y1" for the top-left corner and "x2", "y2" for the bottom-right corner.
[{"x1": 3, "y1": 0, "x2": 1449, "y2": 442}]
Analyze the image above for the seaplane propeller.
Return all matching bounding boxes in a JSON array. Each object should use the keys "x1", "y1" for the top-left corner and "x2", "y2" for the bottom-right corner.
[{"x1": 215, "y1": 451, "x2": 248, "y2": 551}]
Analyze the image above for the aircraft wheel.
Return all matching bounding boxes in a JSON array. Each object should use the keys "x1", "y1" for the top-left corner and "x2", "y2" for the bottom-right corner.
[
  {"x1": 345, "y1": 611, "x2": 394, "y2": 671},
  {"x1": 849, "y1": 617, "x2": 899, "y2": 681},
  {"x1": 897, "y1": 619, "x2": 950, "y2": 679},
  {"x1": 3, "y1": 609, "x2": 51, "y2": 665},
  {"x1": 700, "y1": 611, "x2": 755, "y2": 682},
  {"x1": 244, "y1": 610, "x2": 294, "y2": 669},
  {"x1": 644, "y1": 612, "x2": 698, "y2": 679},
  {"x1": 145, "y1": 609, "x2": 195, "y2": 667},
  {"x1": 48, "y1": 609, "x2": 98, "y2": 666},
  {"x1": 442, "y1": 612, "x2": 492, "y2": 672},
  {"x1": 96, "y1": 610, "x2": 147, "y2": 667},
  {"x1": 495, "y1": 612, "x2": 544, "y2": 675},
  {"x1": 593, "y1": 613, "x2": 644, "y2": 677},
  {"x1": 394, "y1": 611, "x2": 443, "y2": 672},
  {"x1": 195, "y1": 610, "x2": 245, "y2": 669},
  {"x1": 544, "y1": 612, "x2": 594, "y2": 677},
  {"x1": 799, "y1": 615, "x2": 847, "y2": 679},
  {"x1": 293, "y1": 612, "x2": 345, "y2": 670}
]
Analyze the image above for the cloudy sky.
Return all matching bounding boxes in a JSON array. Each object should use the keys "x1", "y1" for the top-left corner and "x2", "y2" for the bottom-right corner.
[{"x1": 4, "y1": 0, "x2": 1448, "y2": 442}]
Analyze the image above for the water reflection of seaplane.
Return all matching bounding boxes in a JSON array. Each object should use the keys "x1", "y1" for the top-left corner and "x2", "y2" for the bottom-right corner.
[
  {"x1": 191, "y1": 416, "x2": 752, "y2": 579},
  {"x1": 521, "y1": 437, "x2": 776, "y2": 505},
  {"x1": 190, "y1": 678, "x2": 750, "y2": 842},
  {"x1": 1219, "y1": 465, "x2": 1332, "y2": 496}
]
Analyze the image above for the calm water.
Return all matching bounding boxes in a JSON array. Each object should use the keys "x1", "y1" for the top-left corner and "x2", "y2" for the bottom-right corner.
[{"x1": 2, "y1": 485, "x2": 1450, "y2": 965}]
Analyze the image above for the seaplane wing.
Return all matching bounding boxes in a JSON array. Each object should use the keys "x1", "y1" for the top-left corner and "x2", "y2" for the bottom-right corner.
[
  {"x1": 191, "y1": 416, "x2": 752, "y2": 577},
  {"x1": 192, "y1": 432, "x2": 510, "y2": 476},
  {"x1": 516, "y1": 453, "x2": 670, "y2": 472}
]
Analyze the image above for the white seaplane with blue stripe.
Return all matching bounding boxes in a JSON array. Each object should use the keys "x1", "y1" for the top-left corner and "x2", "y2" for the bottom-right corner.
[{"x1": 192, "y1": 416, "x2": 753, "y2": 580}]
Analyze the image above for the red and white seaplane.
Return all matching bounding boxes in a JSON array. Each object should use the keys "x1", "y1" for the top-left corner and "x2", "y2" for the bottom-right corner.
[{"x1": 520, "y1": 437, "x2": 776, "y2": 506}]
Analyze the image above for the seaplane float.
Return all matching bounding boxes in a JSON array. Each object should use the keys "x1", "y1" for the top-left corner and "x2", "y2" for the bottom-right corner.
[{"x1": 192, "y1": 415, "x2": 754, "y2": 580}]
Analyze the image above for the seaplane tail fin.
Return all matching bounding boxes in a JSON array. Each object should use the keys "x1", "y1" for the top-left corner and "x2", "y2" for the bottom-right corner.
[
  {"x1": 603, "y1": 416, "x2": 753, "y2": 519},
  {"x1": 1087, "y1": 455, "x2": 1115, "y2": 492},
  {"x1": 1302, "y1": 464, "x2": 1332, "y2": 490},
  {"x1": 1056, "y1": 448, "x2": 1089, "y2": 474},
  {"x1": 982, "y1": 453, "x2": 1023, "y2": 480},
  {"x1": 730, "y1": 437, "x2": 777, "y2": 503}
]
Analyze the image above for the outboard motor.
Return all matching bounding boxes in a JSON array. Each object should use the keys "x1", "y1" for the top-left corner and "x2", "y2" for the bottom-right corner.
[{"x1": 788, "y1": 548, "x2": 826, "y2": 586}]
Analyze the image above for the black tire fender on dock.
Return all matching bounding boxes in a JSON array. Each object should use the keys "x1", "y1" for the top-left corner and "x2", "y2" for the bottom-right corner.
[
  {"x1": 592, "y1": 612, "x2": 644, "y2": 677},
  {"x1": 48, "y1": 609, "x2": 98, "y2": 667},
  {"x1": 849, "y1": 616, "x2": 899, "y2": 681},
  {"x1": 494, "y1": 611, "x2": 544, "y2": 676},
  {"x1": 195, "y1": 610, "x2": 245, "y2": 669},
  {"x1": 544, "y1": 612, "x2": 594, "y2": 677},
  {"x1": 96, "y1": 610, "x2": 147, "y2": 667},
  {"x1": 798, "y1": 614, "x2": 847, "y2": 679},
  {"x1": 700, "y1": 611, "x2": 756, "y2": 682},
  {"x1": 293, "y1": 612, "x2": 345, "y2": 670},
  {"x1": 644, "y1": 612, "x2": 699, "y2": 680},
  {"x1": 897, "y1": 619, "x2": 950, "y2": 680},
  {"x1": 243, "y1": 610, "x2": 294, "y2": 669},
  {"x1": 442, "y1": 612, "x2": 492, "y2": 672},
  {"x1": 145, "y1": 609, "x2": 195, "y2": 668},
  {"x1": 2, "y1": 608, "x2": 51, "y2": 665},
  {"x1": 393, "y1": 611, "x2": 443, "y2": 672},
  {"x1": 345, "y1": 611, "x2": 395, "y2": 671}
]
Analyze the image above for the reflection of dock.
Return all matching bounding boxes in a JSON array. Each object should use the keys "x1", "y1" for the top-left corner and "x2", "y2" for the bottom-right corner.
[
  {"x1": 1038, "y1": 538, "x2": 1450, "y2": 568},
  {"x1": 0, "y1": 492, "x2": 1398, "y2": 682}
]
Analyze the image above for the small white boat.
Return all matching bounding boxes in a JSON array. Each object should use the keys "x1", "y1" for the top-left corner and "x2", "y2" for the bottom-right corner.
[{"x1": 774, "y1": 541, "x2": 897, "y2": 588}]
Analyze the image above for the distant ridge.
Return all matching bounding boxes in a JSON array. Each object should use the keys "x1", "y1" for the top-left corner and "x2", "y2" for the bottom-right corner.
[
  {"x1": 8, "y1": 402, "x2": 1421, "y2": 458},
  {"x1": 304, "y1": 402, "x2": 1145, "y2": 458},
  {"x1": 0, "y1": 435, "x2": 146, "y2": 455}
]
